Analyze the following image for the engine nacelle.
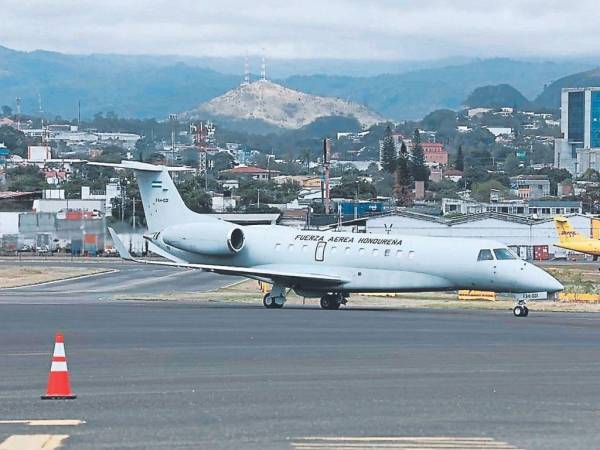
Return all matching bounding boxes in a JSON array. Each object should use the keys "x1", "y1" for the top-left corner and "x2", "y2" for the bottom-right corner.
[{"x1": 161, "y1": 221, "x2": 245, "y2": 256}]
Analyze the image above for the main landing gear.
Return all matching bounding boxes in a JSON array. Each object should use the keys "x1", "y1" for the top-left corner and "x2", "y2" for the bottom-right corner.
[
  {"x1": 320, "y1": 293, "x2": 348, "y2": 310},
  {"x1": 263, "y1": 282, "x2": 287, "y2": 309},
  {"x1": 513, "y1": 300, "x2": 529, "y2": 317}
]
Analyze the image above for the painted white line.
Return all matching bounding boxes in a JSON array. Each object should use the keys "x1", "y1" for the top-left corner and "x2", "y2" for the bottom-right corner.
[
  {"x1": 0, "y1": 269, "x2": 119, "y2": 290},
  {"x1": 291, "y1": 437, "x2": 521, "y2": 450},
  {"x1": 0, "y1": 420, "x2": 84, "y2": 426},
  {"x1": 208, "y1": 277, "x2": 249, "y2": 292},
  {"x1": 0, "y1": 434, "x2": 69, "y2": 450}
]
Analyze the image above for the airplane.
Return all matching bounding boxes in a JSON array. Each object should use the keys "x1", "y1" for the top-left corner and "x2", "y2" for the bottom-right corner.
[
  {"x1": 94, "y1": 161, "x2": 563, "y2": 318},
  {"x1": 554, "y1": 216, "x2": 600, "y2": 261}
]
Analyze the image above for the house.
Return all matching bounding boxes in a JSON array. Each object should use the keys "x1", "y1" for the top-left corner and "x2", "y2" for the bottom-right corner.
[
  {"x1": 420, "y1": 142, "x2": 448, "y2": 165},
  {"x1": 443, "y1": 169, "x2": 463, "y2": 182},
  {"x1": 510, "y1": 175, "x2": 551, "y2": 199},
  {"x1": 220, "y1": 165, "x2": 280, "y2": 181}
]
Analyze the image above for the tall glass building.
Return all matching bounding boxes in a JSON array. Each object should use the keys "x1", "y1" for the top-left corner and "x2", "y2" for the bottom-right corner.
[{"x1": 554, "y1": 87, "x2": 600, "y2": 175}]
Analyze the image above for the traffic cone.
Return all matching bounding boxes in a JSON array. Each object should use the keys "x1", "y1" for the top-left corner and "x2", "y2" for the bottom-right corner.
[{"x1": 41, "y1": 332, "x2": 76, "y2": 400}]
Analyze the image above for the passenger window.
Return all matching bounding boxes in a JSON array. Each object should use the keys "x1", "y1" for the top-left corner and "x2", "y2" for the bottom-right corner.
[
  {"x1": 384, "y1": 249, "x2": 390, "y2": 257},
  {"x1": 396, "y1": 250, "x2": 403, "y2": 257},
  {"x1": 359, "y1": 248, "x2": 365, "y2": 255},
  {"x1": 408, "y1": 251, "x2": 415, "y2": 259},
  {"x1": 372, "y1": 249, "x2": 379, "y2": 256},
  {"x1": 288, "y1": 244, "x2": 294, "y2": 251},
  {"x1": 477, "y1": 249, "x2": 494, "y2": 261},
  {"x1": 302, "y1": 245, "x2": 308, "y2": 252},
  {"x1": 345, "y1": 247, "x2": 351, "y2": 254},
  {"x1": 275, "y1": 243, "x2": 281, "y2": 251},
  {"x1": 331, "y1": 246, "x2": 337, "y2": 254},
  {"x1": 494, "y1": 248, "x2": 516, "y2": 260}
]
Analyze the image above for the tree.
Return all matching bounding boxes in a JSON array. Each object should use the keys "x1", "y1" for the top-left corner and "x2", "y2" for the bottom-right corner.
[
  {"x1": 0, "y1": 125, "x2": 29, "y2": 158},
  {"x1": 455, "y1": 145, "x2": 464, "y2": 171},
  {"x1": 471, "y1": 180, "x2": 509, "y2": 202},
  {"x1": 380, "y1": 126, "x2": 397, "y2": 174},
  {"x1": 5, "y1": 166, "x2": 46, "y2": 191},
  {"x1": 134, "y1": 136, "x2": 157, "y2": 162},
  {"x1": 395, "y1": 141, "x2": 413, "y2": 206},
  {"x1": 410, "y1": 129, "x2": 429, "y2": 182},
  {"x1": 1, "y1": 105, "x2": 12, "y2": 117},
  {"x1": 177, "y1": 177, "x2": 213, "y2": 213}
]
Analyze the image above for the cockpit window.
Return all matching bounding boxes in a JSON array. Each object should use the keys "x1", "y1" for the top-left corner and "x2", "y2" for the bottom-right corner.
[
  {"x1": 494, "y1": 248, "x2": 516, "y2": 260},
  {"x1": 477, "y1": 249, "x2": 494, "y2": 261}
]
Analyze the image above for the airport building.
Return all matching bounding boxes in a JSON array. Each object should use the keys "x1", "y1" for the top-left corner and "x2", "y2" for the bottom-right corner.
[
  {"x1": 554, "y1": 87, "x2": 600, "y2": 175},
  {"x1": 360, "y1": 211, "x2": 598, "y2": 257}
]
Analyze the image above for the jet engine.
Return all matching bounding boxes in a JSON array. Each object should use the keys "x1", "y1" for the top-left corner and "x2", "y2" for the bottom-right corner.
[{"x1": 161, "y1": 222, "x2": 245, "y2": 256}]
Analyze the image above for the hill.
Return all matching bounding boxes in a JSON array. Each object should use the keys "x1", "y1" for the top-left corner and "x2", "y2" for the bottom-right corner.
[
  {"x1": 182, "y1": 80, "x2": 384, "y2": 130},
  {"x1": 464, "y1": 84, "x2": 531, "y2": 109},
  {"x1": 283, "y1": 59, "x2": 591, "y2": 120},
  {"x1": 535, "y1": 67, "x2": 600, "y2": 109},
  {"x1": 0, "y1": 45, "x2": 594, "y2": 121}
]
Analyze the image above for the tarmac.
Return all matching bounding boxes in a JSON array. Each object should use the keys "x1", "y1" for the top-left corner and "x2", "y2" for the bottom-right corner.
[{"x1": 1, "y1": 260, "x2": 600, "y2": 449}]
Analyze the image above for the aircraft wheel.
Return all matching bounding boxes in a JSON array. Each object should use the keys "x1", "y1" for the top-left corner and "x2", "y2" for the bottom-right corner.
[
  {"x1": 523, "y1": 306, "x2": 529, "y2": 317},
  {"x1": 263, "y1": 293, "x2": 275, "y2": 309},
  {"x1": 513, "y1": 305, "x2": 525, "y2": 317},
  {"x1": 320, "y1": 295, "x2": 340, "y2": 310},
  {"x1": 320, "y1": 295, "x2": 333, "y2": 309}
]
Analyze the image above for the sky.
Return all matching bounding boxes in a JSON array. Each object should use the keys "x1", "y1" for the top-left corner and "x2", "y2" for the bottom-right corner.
[{"x1": 1, "y1": 0, "x2": 599, "y2": 60}]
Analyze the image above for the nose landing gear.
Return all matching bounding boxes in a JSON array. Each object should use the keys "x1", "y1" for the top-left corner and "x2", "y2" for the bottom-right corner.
[
  {"x1": 513, "y1": 300, "x2": 529, "y2": 317},
  {"x1": 263, "y1": 283, "x2": 287, "y2": 309}
]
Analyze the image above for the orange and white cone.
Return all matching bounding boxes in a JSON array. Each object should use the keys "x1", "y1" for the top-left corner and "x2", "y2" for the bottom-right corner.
[{"x1": 41, "y1": 332, "x2": 76, "y2": 400}]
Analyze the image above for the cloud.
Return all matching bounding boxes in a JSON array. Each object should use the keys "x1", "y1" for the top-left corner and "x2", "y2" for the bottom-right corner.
[{"x1": 1, "y1": 0, "x2": 598, "y2": 60}]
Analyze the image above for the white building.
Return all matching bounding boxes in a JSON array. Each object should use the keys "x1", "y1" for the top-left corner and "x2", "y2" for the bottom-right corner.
[
  {"x1": 363, "y1": 211, "x2": 594, "y2": 255},
  {"x1": 442, "y1": 198, "x2": 582, "y2": 218},
  {"x1": 81, "y1": 179, "x2": 121, "y2": 217}
]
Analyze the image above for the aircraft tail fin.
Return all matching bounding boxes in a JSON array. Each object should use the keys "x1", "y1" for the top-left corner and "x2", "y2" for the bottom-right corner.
[
  {"x1": 89, "y1": 161, "x2": 213, "y2": 232},
  {"x1": 554, "y1": 216, "x2": 583, "y2": 243}
]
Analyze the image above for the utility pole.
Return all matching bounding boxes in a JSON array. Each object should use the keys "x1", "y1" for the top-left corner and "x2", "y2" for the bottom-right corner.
[
  {"x1": 169, "y1": 113, "x2": 177, "y2": 165},
  {"x1": 323, "y1": 138, "x2": 331, "y2": 215},
  {"x1": 132, "y1": 197, "x2": 136, "y2": 230}
]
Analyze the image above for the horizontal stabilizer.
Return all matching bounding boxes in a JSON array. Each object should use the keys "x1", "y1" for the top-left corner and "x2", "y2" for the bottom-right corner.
[
  {"x1": 107, "y1": 227, "x2": 134, "y2": 261},
  {"x1": 87, "y1": 161, "x2": 194, "y2": 172}
]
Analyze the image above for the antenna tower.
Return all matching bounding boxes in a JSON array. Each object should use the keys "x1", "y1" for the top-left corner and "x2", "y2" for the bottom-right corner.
[
  {"x1": 260, "y1": 56, "x2": 267, "y2": 81},
  {"x1": 242, "y1": 55, "x2": 250, "y2": 85}
]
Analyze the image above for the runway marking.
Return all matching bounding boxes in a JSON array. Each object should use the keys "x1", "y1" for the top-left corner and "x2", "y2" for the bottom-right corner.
[
  {"x1": 0, "y1": 269, "x2": 119, "y2": 290},
  {"x1": 0, "y1": 434, "x2": 69, "y2": 449},
  {"x1": 0, "y1": 420, "x2": 84, "y2": 426},
  {"x1": 291, "y1": 437, "x2": 522, "y2": 449}
]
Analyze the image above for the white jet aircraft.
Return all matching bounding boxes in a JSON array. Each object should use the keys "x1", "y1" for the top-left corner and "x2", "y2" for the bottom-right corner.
[{"x1": 96, "y1": 161, "x2": 563, "y2": 317}]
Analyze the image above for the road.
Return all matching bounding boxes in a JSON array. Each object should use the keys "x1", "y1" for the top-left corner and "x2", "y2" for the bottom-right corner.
[{"x1": 1, "y1": 261, "x2": 600, "y2": 449}]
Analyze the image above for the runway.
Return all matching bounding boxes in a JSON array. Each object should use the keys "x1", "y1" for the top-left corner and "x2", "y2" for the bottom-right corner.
[
  {"x1": 0, "y1": 259, "x2": 243, "y2": 303},
  {"x1": 1, "y1": 296, "x2": 600, "y2": 449}
]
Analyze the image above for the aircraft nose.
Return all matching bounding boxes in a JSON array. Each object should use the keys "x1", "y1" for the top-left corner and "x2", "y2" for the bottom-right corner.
[{"x1": 532, "y1": 265, "x2": 564, "y2": 293}]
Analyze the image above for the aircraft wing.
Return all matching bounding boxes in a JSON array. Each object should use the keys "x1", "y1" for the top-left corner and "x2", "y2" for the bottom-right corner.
[{"x1": 108, "y1": 228, "x2": 346, "y2": 285}]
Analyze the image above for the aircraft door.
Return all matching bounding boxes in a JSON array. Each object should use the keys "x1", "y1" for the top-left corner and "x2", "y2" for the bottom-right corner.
[{"x1": 315, "y1": 241, "x2": 327, "y2": 262}]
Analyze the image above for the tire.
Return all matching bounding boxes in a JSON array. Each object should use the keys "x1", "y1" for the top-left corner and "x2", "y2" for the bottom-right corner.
[
  {"x1": 513, "y1": 305, "x2": 524, "y2": 317},
  {"x1": 320, "y1": 296, "x2": 332, "y2": 309},
  {"x1": 263, "y1": 293, "x2": 274, "y2": 308},
  {"x1": 523, "y1": 306, "x2": 529, "y2": 317}
]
